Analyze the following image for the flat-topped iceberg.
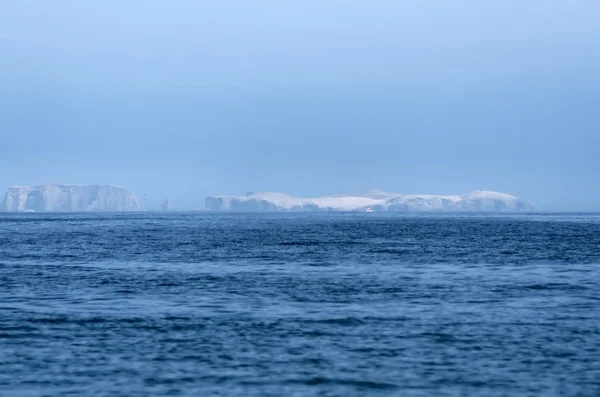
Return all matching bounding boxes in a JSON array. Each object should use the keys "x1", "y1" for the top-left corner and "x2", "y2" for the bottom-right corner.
[
  {"x1": 206, "y1": 190, "x2": 534, "y2": 212},
  {"x1": 1, "y1": 184, "x2": 140, "y2": 212}
]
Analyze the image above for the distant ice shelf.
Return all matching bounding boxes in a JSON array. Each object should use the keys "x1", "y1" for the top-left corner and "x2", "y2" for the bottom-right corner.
[
  {"x1": 1, "y1": 184, "x2": 140, "y2": 212},
  {"x1": 205, "y1": 190, "x2": 534, "y2": 212}
]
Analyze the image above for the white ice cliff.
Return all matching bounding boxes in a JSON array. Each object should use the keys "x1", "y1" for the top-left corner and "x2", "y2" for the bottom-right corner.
[
  {"x1": 205, "y1": 190, "x2": 534, "y2": 212},
  {"x1": 1, "y1": 184, "x2": 140, "y2": 212}
]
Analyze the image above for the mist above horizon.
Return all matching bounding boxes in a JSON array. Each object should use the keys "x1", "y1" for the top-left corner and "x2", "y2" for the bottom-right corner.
[{"x1": 1, "y1": 1, "x2": 599, "y2": 211}]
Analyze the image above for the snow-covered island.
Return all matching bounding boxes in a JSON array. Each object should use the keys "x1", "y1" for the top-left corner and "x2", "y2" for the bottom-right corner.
[
  {"x1": 206, "y1": 189, "x2": 534, "y2": 212},
  {"x1": 1, "y1": 184, "x2": 140, "y2": 212}
]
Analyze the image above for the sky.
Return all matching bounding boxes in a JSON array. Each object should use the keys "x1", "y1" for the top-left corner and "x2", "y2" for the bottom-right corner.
[{"x1": 1, "y1": 0, "x2": 599, "y2": 210}]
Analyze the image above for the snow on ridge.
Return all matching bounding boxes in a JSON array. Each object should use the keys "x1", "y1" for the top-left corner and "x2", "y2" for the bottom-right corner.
[
  {"x1": 206, "y1": 190, "x2": 534, "y2": 212},
  {"x1": 460, "y1": 190, "x2": 517, "y2": 201}
]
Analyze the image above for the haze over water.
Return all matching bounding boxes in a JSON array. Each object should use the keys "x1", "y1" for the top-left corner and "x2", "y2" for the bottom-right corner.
[
  {"x1": 1, "y1": 1, "x2": 600, "y2": 396},
  {"x1": 1, "y1": 1, "x2": 599, "y2": 210}
]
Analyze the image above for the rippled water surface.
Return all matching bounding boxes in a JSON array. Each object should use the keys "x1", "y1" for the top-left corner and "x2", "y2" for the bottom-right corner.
[{"x1": 1, "y1": 213, "x2": 599, "y2": 396}]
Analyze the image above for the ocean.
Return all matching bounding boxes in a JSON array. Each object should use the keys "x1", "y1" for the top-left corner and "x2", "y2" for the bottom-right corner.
[{"x1": 1, "y1": 213, "x2": 599, "y2": 396}]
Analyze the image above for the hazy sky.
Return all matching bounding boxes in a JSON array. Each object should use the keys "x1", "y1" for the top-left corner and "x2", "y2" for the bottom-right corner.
[{"x1": 1, "y1": 1, "x2": 599, "y2": 210}]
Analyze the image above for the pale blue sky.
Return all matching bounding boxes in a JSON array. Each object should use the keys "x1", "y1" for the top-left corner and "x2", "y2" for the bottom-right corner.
[{"x1": 1, "y1": 1, "x2": 599, "y2": 210}]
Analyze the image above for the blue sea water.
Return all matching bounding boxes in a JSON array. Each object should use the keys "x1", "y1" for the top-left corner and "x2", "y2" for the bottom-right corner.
[{"x1": 1, "y1": 213, "x2": 599, "y2": 397}]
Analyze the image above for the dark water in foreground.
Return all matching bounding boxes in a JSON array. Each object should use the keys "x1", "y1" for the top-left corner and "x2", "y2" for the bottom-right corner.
[{"x1": 1, "y1": 213, "x2": 599, "y2": 397}]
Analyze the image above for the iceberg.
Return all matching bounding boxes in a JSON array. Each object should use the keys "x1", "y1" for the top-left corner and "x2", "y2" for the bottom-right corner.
[
  {"x1": 160, "y1": 200, "x2": 173, "y2": 211},
  {"x1": 205, "y1": 190, "x2": 534, "y2": 212},
  {"x1": 1, "y1": 184, "x2": 140, "y2": 212}
]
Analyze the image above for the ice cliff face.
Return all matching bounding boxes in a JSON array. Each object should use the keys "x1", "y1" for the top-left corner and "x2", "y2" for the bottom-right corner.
[
  {"x1": 205, "y1": 190, "x2": 534, "y2": 212},
  {"x1": 1, "y1": 184, "x2": 140, "y2": 212}
]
